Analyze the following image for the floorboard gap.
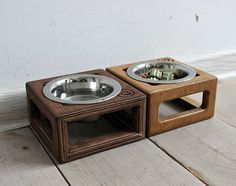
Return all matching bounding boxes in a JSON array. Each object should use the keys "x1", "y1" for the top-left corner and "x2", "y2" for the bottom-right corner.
[
  {"x1": 215, "y1": 115, "x2": 236, "y2": 129},
  {"x1": 147, "y1": 138, "x2": 209, "y2": 185},
  {"x1": 29, "y1": 127, "x2": 71, "y2": 186},
  {"x1": 0, "y1": 125, "x2": 29, "y2": 134}
]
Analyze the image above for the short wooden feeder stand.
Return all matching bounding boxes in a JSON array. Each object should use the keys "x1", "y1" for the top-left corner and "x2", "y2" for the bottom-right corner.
[
  {"x1": 107, "y1": 57, "x2": 217, "y2": 136},
  {"x1": 26, "y1": 69, "x2": 146, "y2": 163}
]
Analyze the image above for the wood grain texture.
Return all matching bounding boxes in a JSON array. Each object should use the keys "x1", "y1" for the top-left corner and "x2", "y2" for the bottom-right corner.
[
  {"x1": 58, "y1": 139, "x2": 204, "y2": 186},
  {"x1": 0, "y1": 127, "x2": 68, "y2": 186},
  {"x1": 150, "y1": 117, "x2": 236, "y2": 186},
  {"x1": 215, "y1": 77, "x2": 236, "y2": 127},
  {"x1": 0, "y1": 89, "x2": 28, "y2": 132}
]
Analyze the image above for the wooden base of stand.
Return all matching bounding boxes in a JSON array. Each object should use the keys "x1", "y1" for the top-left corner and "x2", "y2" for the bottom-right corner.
[
  {"x1": 26, "y1": 69, "x2": 146, "y2": 163},
  {"x1": 107, "y1": 57, "x2": 217, "y2": 136}
]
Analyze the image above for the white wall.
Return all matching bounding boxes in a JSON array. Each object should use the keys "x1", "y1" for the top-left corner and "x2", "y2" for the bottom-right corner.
[{"x1": 1, "y1": 0, "x2": 236, "y2": 90}]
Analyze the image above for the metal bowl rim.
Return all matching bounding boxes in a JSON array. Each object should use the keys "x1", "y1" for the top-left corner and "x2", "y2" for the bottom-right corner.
[
  {"x1": 43, "y1": 74, "x2": 122, "y2": 104},
  {"x1": 127, "y1": 61, "x2": 196, "y2": 84}
]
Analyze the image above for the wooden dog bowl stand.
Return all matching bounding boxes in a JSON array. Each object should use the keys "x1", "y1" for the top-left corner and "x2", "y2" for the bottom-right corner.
[
  {"x1": 107, "y1": 57, "x2": 217, "y2": 136},
  {"x1": 26, "y1": 69, "x2": 146, "y2": 163}
]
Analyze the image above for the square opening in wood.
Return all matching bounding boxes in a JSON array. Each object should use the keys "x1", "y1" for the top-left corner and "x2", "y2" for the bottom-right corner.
[
  {"x1": 29, "y1": 100, "x2": 53, "y2": 142},
  {"x1": 159, "y1": 92, "x2": 203, "y2": 120},
  {"x1": 65, "y1": 106, "x2": 141, "y2": 154}
]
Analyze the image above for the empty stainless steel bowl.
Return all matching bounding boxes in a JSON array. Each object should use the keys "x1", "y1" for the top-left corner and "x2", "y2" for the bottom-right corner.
[
  {"x1": 43, "y1": 74, "x2": 121, "y2": 104},
  {"x1": 127, "y1": 61, "x2": 196, "y2": 84}
]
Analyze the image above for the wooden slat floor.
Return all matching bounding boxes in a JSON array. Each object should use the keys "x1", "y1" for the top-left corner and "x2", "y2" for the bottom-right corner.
[{"x1": 1, "y1": 58, "x2": 236, "y2": 185}]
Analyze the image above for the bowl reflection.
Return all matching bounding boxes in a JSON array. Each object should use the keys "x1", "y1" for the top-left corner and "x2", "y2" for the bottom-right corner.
[{"x1": 43, "y1": 74, "x2": 121, "y2": 104}]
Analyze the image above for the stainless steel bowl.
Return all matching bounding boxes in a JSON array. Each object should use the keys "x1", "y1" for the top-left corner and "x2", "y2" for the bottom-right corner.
[
  {"x1": 43, "y1": 74, "x2": 121, "y2": 104},
  {"x1": 127, "y1": 61, "x2": 196, "y2": 84}
]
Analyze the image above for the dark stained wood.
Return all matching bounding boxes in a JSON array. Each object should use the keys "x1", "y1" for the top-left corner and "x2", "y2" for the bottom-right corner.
[
  {"x1": 107, "y1": 57, "x2": 217, "y2": 136},
  {"x1": 26, "y1": 69, "x2": 146, "y2": 163}
]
